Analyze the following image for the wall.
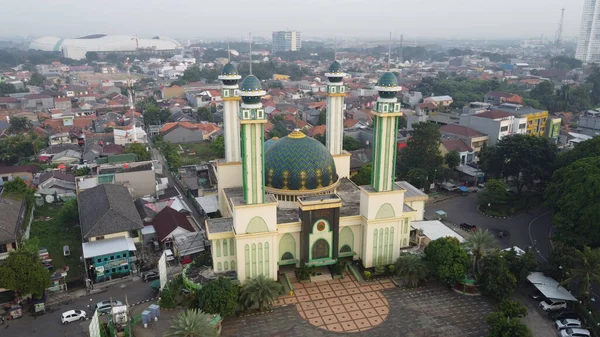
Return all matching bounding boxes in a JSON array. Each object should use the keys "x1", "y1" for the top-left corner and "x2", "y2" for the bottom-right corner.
[
  {"x1": 211, "y1": 237, "x2": 237, "y2": 273},
  {"x1": 91, "y1": 249, "x2": 134, "y2": 281},
  {"x1": 234, "y1": 232, "x2": 277, "y2": 282},
  {"x1": 88, "y1": 231, "x2": 140, "y2": 244},
  {"x1": 0, "y1": 171, "x2": 34, "y2": 186},
  {"x1": 460, "y1": 115, "x2": 503, "y2": 146},
  {"x1": 162, "y1": 126, "x2": 204, "y2": 144},
  {"x1": 115, "y1": 169, "x2": 156, "y2": 197}
]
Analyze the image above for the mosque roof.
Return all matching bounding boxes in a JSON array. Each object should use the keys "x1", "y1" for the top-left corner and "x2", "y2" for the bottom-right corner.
[
  {"x1": 240, "y1": 75, "x2": 262, "y2": 93},
  {"x1": 221, "y1": 63, "x2": 238, "y2": 76},
  {"x1": 377, "y1": 72, "x2": 399, "y2": 88},
  {"x1": 264, "y1": 130, "x2": 338, "y2": 191},
  {"x1": 328, "y1": 61, "x2": 343, "y2": 74}
]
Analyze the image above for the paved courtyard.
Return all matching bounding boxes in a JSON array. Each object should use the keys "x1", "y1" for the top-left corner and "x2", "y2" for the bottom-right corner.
[{"x1": 221, "y1": 278, "x2": 493, "y2": 337}]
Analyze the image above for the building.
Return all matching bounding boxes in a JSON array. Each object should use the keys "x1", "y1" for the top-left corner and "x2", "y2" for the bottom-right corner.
[
  {"x1": 402, "y1": 91, "x2": 423, "y2": 107},
  {"x1": 484, "y1": 91, "x2": 523, "y2": 105},
  {"x1": 462, "y1": 102, "x2": 491, "y2": 115},
  {"x1": 0, "y1": 97, "x2": 21, "y2": 110},
  {"x1": 439, "y1": 124, "x2": 489, "y2": 155},
  {"x1": 160, "y1": 122, "x2": 220, "y2": 143},
  {"x1": 113, "y1": 127, "x2": 148, "y2": 145},
  {"x1": 423, "y1": 95, "x2": 453, "y2": 108},
  {"x1": 459, "y1": 110, "x2": 527, "y2": 146},
  {"x1": 206, "y1": 63, "x2": 427, "y2": 283},
  {"x1": 272, "y1": 31, "x2": 302, "y2": 52},
  {"x1": 0, "y1": 165, "x2": 38, "y2": 187},
  {"x1": 0, "y1": 197, "x2": 26, "y2": 260},
  {"x1": 491, "y1": 103, "x2": 549, "y2": 136},
  {"x1": 23, "y1": 94, "x2": 54, "y2": 111},
  {"x1": 576, "y1": 0, "x2": 600, "y2": 62},
  {"x1": 76, "y1": 161, "x2": 156, "y2": 198},
  {"x1": 78, "y1": 184, "x2": 144, "y2": 282},
  {"x1": 440, "y1": 139, "x2": 475, "y2": 165}
]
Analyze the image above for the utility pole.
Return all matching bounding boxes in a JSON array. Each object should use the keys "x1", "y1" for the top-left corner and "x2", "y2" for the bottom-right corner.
[{"x1": 399, "y1": 34, "x2": 404, "y2": 62}]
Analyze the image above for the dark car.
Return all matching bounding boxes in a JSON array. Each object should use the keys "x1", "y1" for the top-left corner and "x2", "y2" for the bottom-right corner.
[
  {"x1": 459, "y1": 223, "x2": 477, "y2": 232},
  {"x1": 529, "y1": 290, "x2": 545, "y2": 301},
  {"x1": 142, "y1": 271, "x2": 159, "y2": 283},
  {"x1": 550, "y1": 309, "x2": 580, "y2": 321}
]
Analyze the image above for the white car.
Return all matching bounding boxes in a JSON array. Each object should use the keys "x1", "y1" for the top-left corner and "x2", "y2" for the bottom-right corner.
[
  {"x1": 61, "y1": 309, "x2": 86, "y2": 324},
  {"x1": 560, "y1": 328, "x2": 591, "y2": 337},
  {"x1": 95, "y1": 300, "x2": 123, "y2": 314},
  {"x1": 164, "y1": 249, "x2": 175, "y2": 262},
  {"x1": 556, "y1": 318, "x2": 582, "y2": 330},
  {"x1": 539, "y1": 299, "x2": 567, "y2": 311}
]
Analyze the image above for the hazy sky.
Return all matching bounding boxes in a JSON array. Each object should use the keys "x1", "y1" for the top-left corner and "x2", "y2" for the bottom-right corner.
[{"x1": 1, "y1": 0, "x2": 584, "y2": 40}]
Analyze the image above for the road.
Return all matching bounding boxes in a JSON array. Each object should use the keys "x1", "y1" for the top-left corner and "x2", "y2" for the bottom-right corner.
[
  {"x1": 6, "y1": 278, "x2": 155, "y2": 337},
  {"x1": 424, "y1": 193, "x2": 553, "y2": 261}
]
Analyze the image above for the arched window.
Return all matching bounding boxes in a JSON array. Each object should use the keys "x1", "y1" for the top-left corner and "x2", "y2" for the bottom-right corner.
[
  {"x1": 340, "y1": 245, "x2": 352, "y2": 253},
  {"x1": 265, "y1": 242, "x2": 270, "y2": 276},
  {"x1": 244, "y1": 245, "x2": 250, "y2": 279},
  {"x1": 217, "y1": 262, "x2": 222, "y2": 271},
  {"x1": 231, "y1": 260, "x2": 236, "y2": 269},
  {"x1": 223, "y1": 240, "x2": 228, "y2": 257},
  {"x1": 229, "y1": 239, "x2": 235, "y2": 255},
  {"x1": 372, "y1": 229, "x2": 378, "y2": 266},
  {"x1": 251, "y1": 244, "x2": 257, "y2": 277},
  {"x1": 224, "y1": 261, "x2": 229, "y2": 270},
  {"x1": 216, "y1": 239, "x2": 221, "y2": 257},
  {"x1": 281, "y1": 252, "x2": 294, "y2": 260},
  {"x1": 258, "y1": 243, "x2": 263, "y2": 276}
]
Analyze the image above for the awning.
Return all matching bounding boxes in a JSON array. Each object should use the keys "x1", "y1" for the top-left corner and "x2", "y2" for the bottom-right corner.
[
  {"x1": 82, "y1": 237, "x2": 136, "y2": 258},
  {"x1": 458, "y1": 186, "x2": 468, "y2": 192},
  {"x1": 527, "y1": 272, "x2": 577, "y2": 301},
  {"x1": 195, "y1": 195, "x2": 219, "y2": 214}
]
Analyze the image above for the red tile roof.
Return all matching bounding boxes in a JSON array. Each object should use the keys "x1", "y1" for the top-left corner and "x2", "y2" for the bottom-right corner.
[
  {"x1": 0, "y1": 97, "x2": 19, "y2": 103},
  {"x1": 54, "y1": 97, "x2": 71, "y2": 102},
  {"x1": 344, "y1": 119, "x2": 360, "y2": 128},
  {"x1": 475, "y1": 110, "x2": 514, "y2": 119},
  {"x1": 442, "y1": 138, "x2": 473, "y2": 153},
  {"x1": 309, "y1": 125, "x2": 326, "y2": 136},
  {"x1": 25, "y1": 94, "x2": 52, "y2": 99},
  {"x1": 152, "y1": 207, "x2": 196, "y2": 242},
  {"x1": 417, "y1": 102, "x2": 438, "y2": 110},
  {"x1": 440, "y1": 124, "x2": 486, "y2": 138},
  {"x1": 160, "y1": 122, "x2": 220, "y2": 135}
]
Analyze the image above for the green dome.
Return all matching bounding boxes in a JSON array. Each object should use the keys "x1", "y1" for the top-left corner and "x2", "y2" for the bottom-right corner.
[
  {"x1": 240, "y1": 75, "x2": 262, "y2": 92},
  {"x1": 377, "y1": 72, "x2": 398, "y2": 88},
  {"x1": 265, "y1": 130, "x2": 338, "y2": 191},
  {"x1": 328, "y1": 61, "x2": 343, "y2": 73},
  {"x1": 221, "y1": 63, "x2": 238, "y2": 76}
]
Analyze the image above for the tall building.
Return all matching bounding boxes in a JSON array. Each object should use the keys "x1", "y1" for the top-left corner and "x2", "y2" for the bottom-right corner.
[
  {"x1": 576, "y1": 0, "x2": 600, "y2": 62},
  {"x1": 272, "y1": 31, "x2": 302, "y2": 52}
]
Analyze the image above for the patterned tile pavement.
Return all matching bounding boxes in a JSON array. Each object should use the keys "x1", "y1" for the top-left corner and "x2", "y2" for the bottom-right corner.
[{"x1": 220, "y1": 277, "x2": 493, "y2": 337}]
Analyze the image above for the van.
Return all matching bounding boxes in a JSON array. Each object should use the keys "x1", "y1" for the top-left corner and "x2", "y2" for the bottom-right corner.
[{"x1": 164, "y1": 249, "x2": 175, "y2": 262}]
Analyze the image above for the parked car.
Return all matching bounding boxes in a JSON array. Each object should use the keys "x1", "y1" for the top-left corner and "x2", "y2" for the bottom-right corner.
[
  {"x1": 164, "y1": 249, "x2": 175, "y2": 262},
  {"x1": 95, "y1": 300, "x2": 123, "y2": 314},
  {"x1": 539, "y1": 299, "x2": 568, "y2": 311},
  {"x1": 556, "y1": 319, "x2": 582, "y2": 330},
  {"x1": 61, "y1": 309, "x2": 86, "y2": 324},
  {"x1": 529, "y1": 290, "x2": 544, "y2": 301},
  {"x1": 142, "y1": 271, "x2": 159, "y2": 283},
  {"x1": 550, "y1": 310, "x2": 580, "y2": 321},
  {"x1": 459, "y1": 223, "x2": 477, "y2": 232},
  {"x1": 560, "y1": 328, "x2": 591, "y2": 337}
]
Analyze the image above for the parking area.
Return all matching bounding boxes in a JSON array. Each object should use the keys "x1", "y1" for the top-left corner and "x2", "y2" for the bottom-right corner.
[
  {"x1": 516, "y1": 292, "x2": 559, "y2": 337},
  {"x1": 221, "y1": 281, "x2": 493, "y2": 337}
]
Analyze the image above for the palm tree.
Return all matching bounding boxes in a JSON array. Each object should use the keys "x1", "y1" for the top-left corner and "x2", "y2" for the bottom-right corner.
[
  {"x1": 464, "y1": 229, "x2": 496, "y2": 274},
  {"x1": 163, "y1": 309, "x2": 217, "y2": 337},
  {"x1": 561, "y1": 246, "x2": 600, "y2": 301},
  {"x1": 394, "y1": 254, "x2": 429, "y2": 287},
  {"x1": 239, "y1": 274, "x2": 283, "y2": 311}
]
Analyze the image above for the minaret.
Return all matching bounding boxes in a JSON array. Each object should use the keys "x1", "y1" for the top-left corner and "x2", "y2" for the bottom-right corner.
[
  {"x1": 239, "y1": 75, "x2": 267, "y2": 204},
  {"x1": 371, "y1": 72, "x2": 402, "y2": 192},
  {"x1": 218, "y1": 63, "x2": 242, "y2": 162},
  {"x1": 325, "y1": 61, "x2": 346, "y2": 156}
]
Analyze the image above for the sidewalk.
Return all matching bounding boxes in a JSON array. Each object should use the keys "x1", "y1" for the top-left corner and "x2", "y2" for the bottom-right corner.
[{"x1": 46, "y1": 275, "x2": 141, "y2": 306}]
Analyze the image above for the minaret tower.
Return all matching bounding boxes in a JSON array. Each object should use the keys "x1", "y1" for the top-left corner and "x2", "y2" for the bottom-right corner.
[
  {"x1": 324, "y1": 61, "x2": 351, "y2": 178},
  {"x1": 371, "y1": 72, "x2": 403, "y2": 192},
  {"x1": 238, "y1": 75, "x2": 267, "y2": 204},
  {"x1": 218, "y1": 63, "x2": 242, "y2": 162}
]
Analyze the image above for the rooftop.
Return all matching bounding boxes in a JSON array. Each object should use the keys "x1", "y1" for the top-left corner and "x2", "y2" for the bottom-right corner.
[
  {"x1": 396, "y1": 181, "x2": 428, "y2": 201},
  {"x1": 82, "y1": 236, "x2": 136, "y2": 258},
  {"x1": 473, "y1": 110, "x2": 515, "y2": 120},
  {"x1": 0, "y1": 197, "x2": 25, "y2": 244},
  {"x1": 440, "y1": 124, "x2": 486, "y2": 138},
  {"x1": 493, "y1": 104, "x2": 545, "y2": 116},
  {"x1": 206, "y1": 217, "x2": 233, "y2": 234},
  {"x1": 337, "y1": 178, "x2": 361, "y2": 217},
  {"x1": 411, "y1": 220, "x2": 465, "y2": 243}
]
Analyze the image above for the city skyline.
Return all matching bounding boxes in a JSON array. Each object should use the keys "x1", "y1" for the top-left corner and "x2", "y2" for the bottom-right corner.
[{"x1": 0, "y1": 0, "x2": 584, "y2": 40}]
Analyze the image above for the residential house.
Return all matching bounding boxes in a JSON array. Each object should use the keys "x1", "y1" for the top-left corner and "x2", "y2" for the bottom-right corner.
[
  {"x1": 440, "y1": 138, "x2": 475, "y2": 165},
  {"x1": 64, "y1": 85, "x2": 89, "y2": 97},
  {"x1": 185, "y1": 90, "x2": 221, "y2": 108},
  {"x1": 491, "y1": 103, "x2": 549, "y2": 137},
  {"x1": 308, "y1": 125, "x2": 326, "y2": 137},
  {"x1": 114, "y1": 127, "x2": 148, "y2": 145},
  {"x1": 439, "y1": 124, "x2": 489, "y2": 155},
  {"x1": 51, "y1": 149, "x2": 82, "y2": 164},
  {"x1": 348, "y1": 148, "x2": 372, "y2": 175},
  {"x1": 39, "y1": 143, "x2": 82, "y2": 162},
  {"x1": 151, "y1": 206, "x2": 198, "y2": 250},
  {"x1": 54, "y1": 97, "x2": 72, "y2": 110},
  {"x1": 302, "y1": 109, "x2": 321, "y2": 125},
  {"x1": 459, "y1": 110, "x2": 527, "y2": 146},
  {"x1": 402, "y1": 91, "x2": 423, "y2": 107},
  {"x1": 49, "y1": 132, "x2": 74, "y2": 145},
  {"x1": 160, "y1": 122, "x2": 221, "y2": 143},
  {"x1": 161, "y1": 85, "x2": 185, "y2": 99},
  {"x1": 76, "y1": 161, "x2": 156, "y2": 197},
  {"x1": 462, "y1": 102, "x2": 492, "y2": 115},
  {"x1": 423, "y1": 95, "x2": 453, "y2": 108},
  {"x1": 0, "y1": 97, "x2": 21, "y2": 110},
  {"x1": 0, "y1": 197, "x2": 26, "y2": 260},
  {"x1": 34, "y1": 171, "x2": 76, "y2": 193},
  {"x1": 178, "y1": 164, "x2": 218, "y2": 198},
  {"x1": 484, "y1": 91, "x2": 523, "y2": 105},
  {"x1": 346, "y1": 108, "x2": 373, "y2": 125},
  {"x1": 78, "y1": 184, "x2": 144, "y2": 281},
  {"x1": 23, "y1": 94, "x2": 54, "y2": 110},
  {"x1": 0, "y1": 165, "x2": 38, "y2": 187},
  {"x1": 415, "y1": 102, "x2": 438, "y2": 115}
]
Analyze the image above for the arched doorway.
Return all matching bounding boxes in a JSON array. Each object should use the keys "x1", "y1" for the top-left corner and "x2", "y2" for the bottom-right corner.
[{"x1": 312, "y1": 239, "x2": 330, "y2": 260}]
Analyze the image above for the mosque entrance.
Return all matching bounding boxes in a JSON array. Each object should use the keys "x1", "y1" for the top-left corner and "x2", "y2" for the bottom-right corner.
[{"x1": 312, "y1": 239, "x2": 330, "y2": 260}]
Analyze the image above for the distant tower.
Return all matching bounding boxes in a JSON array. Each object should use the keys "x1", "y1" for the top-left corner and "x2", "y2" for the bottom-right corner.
[
  {"x1": 399, "y1": 34, "x2": 404, "y2": 62},
  {"x1": 555, "y1": 8, "x2": 565, "y2": 50},
  {"x1": 218, "y1": 63, "x2": 242, "y2": 163},
  {"x1": 239, "y1": 75, "x2": 267, "y2": 204},
  {"x1": 371, "y1": 72, "x2": 402, "y2": 192}
]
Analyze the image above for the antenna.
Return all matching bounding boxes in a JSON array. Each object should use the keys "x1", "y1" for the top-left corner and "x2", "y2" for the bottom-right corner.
[
  {"x1": 388, "y1": 32, "x2": 392, "y2": 70},
  {"x1": 249, "y1": 33, "x2": 253, "y2": 75},
  {"x1": 227, "y1": 40, "x2": 231, "y2": 62},
  {"x1": 555, "y1": 8, "x2": 565, "y2": 51}
]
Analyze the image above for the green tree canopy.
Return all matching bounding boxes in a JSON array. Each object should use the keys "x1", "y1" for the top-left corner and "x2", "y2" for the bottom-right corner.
[
  {"x1": 497, "y1": 299, "x2": 528, "y2": 319},
  {"x1": 1, "y1": 177, "x2": 30, "y2": 197},
  {"x1": 444, "y1": 150, "x2": 460, "y2": 169},
  {"x1": 423, "y1": 237, "x2": 470, "y2": 285},
  {"x1": 486, "y1": 311, "x2": 533, "y2": 337},
  {"x1": 28, "y1": 72, "x2": 46, "y2": 87},
  {"x1": 343, "y1": 136, "x2": 362, "y2": 151},
  {"x1": 8, "y1": 116, "x2": 32, "y2": 133},
  {"x1": 0, "y1": 134, "x2": 36, "y2": 165},
  {"x1": 394, "y1": 254, "x2": 429, "y2": 287},
  {"x1": 478, "y1": 252, "x2": 516, "y2": 302},
  {"x1": 463, "y1": 229, "x2": 497, "y2": 274},
  {"x1": 398, "y1": 122, "x2": 443, "y2": 183},
  {"x1": 209, "y1": 135, "x2": 225, "y2": 158},
  {"x1": 124, "y1": 142, "x2": 151, "y2": 161},
  {"x1": 554, "y1": 136, "x2": 600, "y2": 169},
  {"x1": 164, "y1": 309, "x2": 218, "y2": 337},
  {"x1": 546, "y1": 156, "x2": 600, "y2": 247},
  {"x1": 351, "y1": 164, "x2": 372, "y2": 186},
  {"x1": 159, "y1": 141, "x2": 181, "y2": 171},
  {"x1": 502, "y1": 248, "x2": 537, "y2": 286},
  {"x1": 197, "y1": 277, "x2": 239, "y2": 317},
  {"x1": 0, "y1": 238, "x2": 51, "y2": 297},
  {"x1": 74, "y1": 166, "x2": 91, "y2": 176},
  {"x1": 239, "y1": 274, "x2": 283, "y2": 311},
  {"x1": 560, "y1": 246, "x2": 600, "y2": 301},
  {"x1": 480, "y1": 134, "x2": 556, "y2": 193},
  {"x1": 477, "y1": 179, "x2": 508, "y2": 207}
]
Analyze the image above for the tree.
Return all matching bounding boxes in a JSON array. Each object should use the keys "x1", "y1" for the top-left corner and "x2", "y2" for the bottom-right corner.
[
  {"x1": 57, "y1": 199, "x2": 79, "y2": 230},
  {"x1": 1, "y1": 177, "x2": 29, "y2": 196},
  {"x1": 8, "y1": 116, "x2": 32, "y2": 133},
  {"x1": 28, "y1": 72, "x2": 46, "y2": 87},
  {"x1": 0, "y1": 238, "x2": 51, "y2": 298},
  {"x1": 586, "y1": 64, "x2": 600, "y2": 106},
  {"x1": 553, "y1": 136, "x2": 600, "y2": 169},
  {"x1": 160, "y1": 141, "x2": 181, "y2": 171},
  {"x1": 394, "y1": 254, "x2": 429, "y2": 287},
  {"x1": 479, "y1": 252, "x2": 516, "y2": 302},
  {"x1": 343, "y1": 136, "x2": 361, "y2": 151},
  {"x1": 197, "y1": 278, "x2": 239, "y2": 317},
  {"x1": 560, "y1": 246, "x2": 600, "y2": 302},
  {"x1": 497, "y1": 299, "x2": 527, "y2": 319},
  {"x1": 502, "y1": 248, "x2": 537, "y2": 286},
  {"x1": 546, "y1": 157, "x2": 600, "y2": 247},
  {"x1": 0, "y1": 82, "x2": 18, "y2": 95},
  {"x1": 351, "y1": 164, "x2": 372, "y2": 186},
  {"x1": 191, "y1": 251, "x2": 212, "y2": 267},
  {"x1": 477, "y1": 179, "x2": 508, "y2": 207},
  {"x1": 317, "y1": 110, "x2": 326, "y2": 125},
  {"x1": 406, "y1": 168, "x2": 428, "y2": 190},
  {"x1": 74, "y1": 166, "x2": 91, "y2": 176},
  {"x1": 486, "y1": 312, "x2": 533, "y2": 337},
  {"x1": 209, "y1": 135, "x2": 225, "y2": 158},
  {"x1": 463, "y1": 229, "x2": 497, "y2": 274},
  {"x1": 444, "y1": 150, "x2": 460, "y2": 170},
  {"x1": 163, "y1": 309, "x2": 218, "y2": 337},
  {"x1": 423, "y1": 237, "x2": 470, "y2": 285},
  {"x1": 238, "y1": 274, "x2": 283, "y2": 311},
  {"x1": 124, "y1": 142, "x2": 151, "y2": 161},
  {"x1": 481, "y1": 134, "x2": 557, "y2": 193},
  {"x1": 85, "y1": 51, "x2": 99, "y2": 62},
  {"x1": 397, "y1": 122, "x2": 443, "y2": 184}
]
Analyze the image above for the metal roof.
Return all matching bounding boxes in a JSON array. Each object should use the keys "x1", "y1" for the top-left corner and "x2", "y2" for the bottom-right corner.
[
  {"x1": 411, "y1": 220, "x2": 465, "y2": 243},
  {"x1": 527, "y1": 272, "x2": 577, "y2": 301},
  {"x1": 82, "y1": 236, "x2": 136, "y2": 258}
]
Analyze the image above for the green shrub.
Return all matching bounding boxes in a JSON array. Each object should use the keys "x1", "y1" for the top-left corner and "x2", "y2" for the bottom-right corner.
[
  {"x1": 364, "y1": 271, "x2": 372, "y2": 280},
  {"x1": 373, "y1": 265, "x2": 385, "y2": 276}
]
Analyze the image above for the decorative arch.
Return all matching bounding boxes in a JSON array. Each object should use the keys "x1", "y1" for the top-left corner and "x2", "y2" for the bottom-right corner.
[
  {"x1": 376, "y1": 203, "x2": 396, "y2": 219},
  {"x1": 279, "y1": 233, "x2": 296, "y2": 261},
  {"x1": 223, "y1": 240, "x2": 228, "y2": 256},
  {"x1": 231, "y1": 260, "x2": 236, "y2": 269},
  {"x1": 216, "y1": 239, "x2": 221, "y2": 257},
  {"x1": 312, "y1": 219, "x2": 330, "y2": 233},
  {"x1": 224, "y1": 261, "x2": 229, "y2": 270},
  {"x1": 339, "y1": 227, "x2": 354, "y2": 253},
  {"x1": 246, "y1": 216, "x2": 269, "y2": 233},
  {"x1": 217, "y1": 262, "x2": 222, "y2": 271},
  {"x1": 312, "y1": 239, "x2": 330, "y2": 260}
]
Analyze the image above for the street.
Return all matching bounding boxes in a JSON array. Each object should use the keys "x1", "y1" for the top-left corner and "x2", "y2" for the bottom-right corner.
[{"x1": 424, "y1": 193, "x2": 553, "y2": 261}]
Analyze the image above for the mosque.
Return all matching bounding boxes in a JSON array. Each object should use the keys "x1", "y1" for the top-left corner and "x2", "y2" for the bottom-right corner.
[{"x1": 205, "y1": 61, "x2": 428, "y2": 282}]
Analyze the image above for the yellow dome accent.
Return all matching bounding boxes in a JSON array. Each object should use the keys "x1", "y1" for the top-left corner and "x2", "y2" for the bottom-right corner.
[
  {"x1": 288, "y1": 130, "x2": 306, "y2": 139},
  {"x1": 272, "y1": 137, "x2": 280, "y2": 140}
]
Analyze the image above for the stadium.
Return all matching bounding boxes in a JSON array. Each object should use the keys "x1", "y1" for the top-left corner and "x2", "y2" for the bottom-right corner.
[{"x1": 29, "y1": 34, "x2": 182, "y2": 60}]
